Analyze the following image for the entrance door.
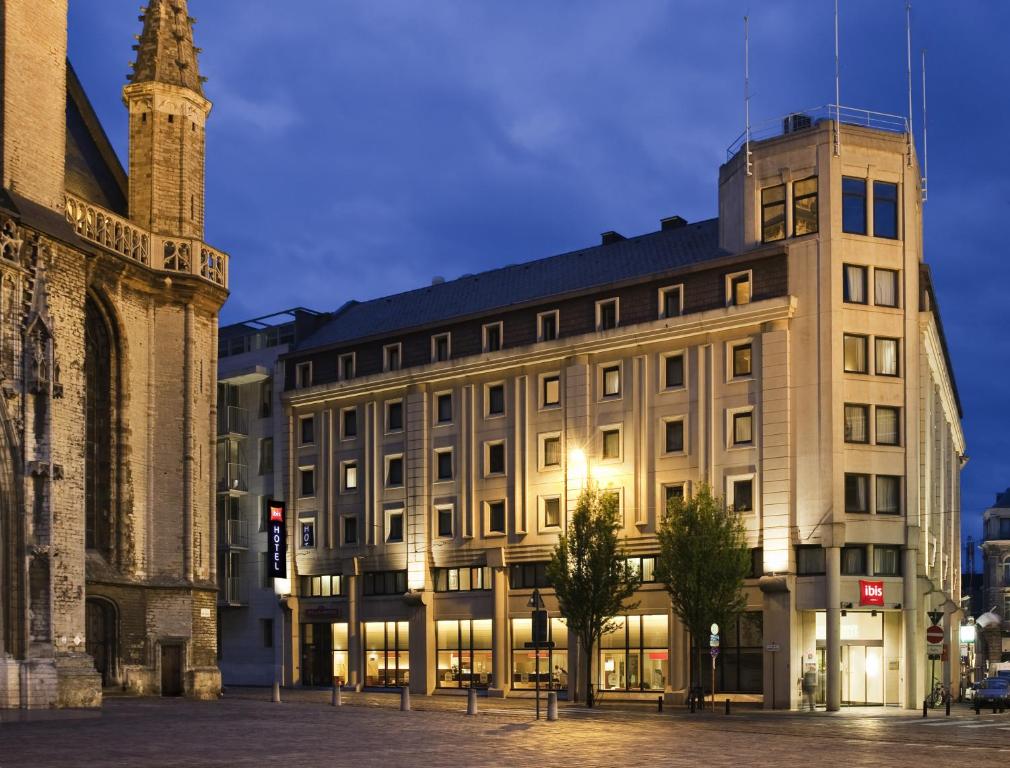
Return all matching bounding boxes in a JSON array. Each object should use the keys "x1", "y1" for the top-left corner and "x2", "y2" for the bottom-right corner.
[
  {"x1": 161, "y1": 644, "x2": 184, "y2": 696},
  {"x1": 85, "y1": 599, "x2": 115, "y2": 687},
  {"x1": 841, "y1": 645, "x2": 883, "y2": 705}
]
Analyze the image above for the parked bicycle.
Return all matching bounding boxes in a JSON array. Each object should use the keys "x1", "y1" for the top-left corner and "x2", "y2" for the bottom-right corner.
[{"x1": 925, "y1": 681, "x2": 948, "y2": 708}]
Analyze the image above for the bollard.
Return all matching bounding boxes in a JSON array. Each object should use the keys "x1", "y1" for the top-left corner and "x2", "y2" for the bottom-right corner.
[
  {"x1": 945, "y1": 696, "x2": 950, "y2": 717},
  {"x1": 467, "y1": 687, "x2": 477, "y2": 716},
  {"x1": 331, "y1": 683, "x2": 342, "y2": 707},
  {"x1": 657, "y1": 696, "x2": 663, "y2": 713},
  {"x1": 725, "y1": 698, "x2": 731, "y2": 716},
  {"x1": 272, "y1": 681, "x2": 281, "y2": 703},
  {"x1": 400, "y1": 685, "x2": 410, "y2": 712},
  {"x1": 922, "y1": 700, "x2": 927, "y2": 718},
  {"x1": 547, "y1": 691, "x2": 558, "y2": 722},
  {"x1": 975, "y1": 699, "x2": 980, "y2": 715}
]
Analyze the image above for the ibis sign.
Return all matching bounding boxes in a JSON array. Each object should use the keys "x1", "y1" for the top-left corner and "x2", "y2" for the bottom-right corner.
[
  {"x1": 268, "y1": 500, "x2": 286, "y2": 579},
  {"x1": 859, "y1": 580, "x2": 884, "y2": 607}
]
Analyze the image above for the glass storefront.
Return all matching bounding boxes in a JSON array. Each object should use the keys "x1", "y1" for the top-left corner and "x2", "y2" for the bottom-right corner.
[
  {"x1": 599, "y1": 614, "x2": 668, "y2": 692},
  {"x1": 365, "y1": 620, "x2": 409, "y2": 687},
  {"x1": 332, "y1": 623, "x2": 348, "y2": 684},
  {"x1": 714, "y1": 612, "x2": 763, "y2": 693},
  {"x1": 815, "y1": 611, "x2": 891, "y2": 706},
  {"x1": 436, "y1": 619, "x2": 493, "y2": 688},
  {"x1": 299, "y1": 622, "x2": 348, "y2": 686},
  {"x1": 512, "y1": 617, "x2": 568, "y2": 689}
]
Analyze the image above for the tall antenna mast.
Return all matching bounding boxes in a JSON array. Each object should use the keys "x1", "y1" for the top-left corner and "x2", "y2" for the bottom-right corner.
[
  {"x1": 833, "y1": 0, "x2": 841, "y2": 156},
  {"x1": 921, "y1": 48, "x2": 928, "y2": 202},
  {"x1": 744, "y1": 15, "x2": 752, "y2": 176},
  {"x1": 905, "y1": 1, "x2": 914, "y2": 166}
]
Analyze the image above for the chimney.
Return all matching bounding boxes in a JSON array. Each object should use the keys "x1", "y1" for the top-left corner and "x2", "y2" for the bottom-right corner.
[
  {"x1": 660, "y1": 216, "x2": 687, "y2": 231},
  {"x1": 600, "y1": 231, "x2": 626, "y2": 245}
]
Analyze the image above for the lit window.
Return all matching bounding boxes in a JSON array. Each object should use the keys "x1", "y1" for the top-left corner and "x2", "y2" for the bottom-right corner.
[
  {"x1": 875, "y1": 337, "x2": 899, "y2": 376},
  {"x1": 843, "y1": 334, "x2": 868, "y2": 374},
  {"x1": 874, "y1": 269, "x2": 899, "y2": 307},
  {"x1": 732, "y1": 344, "x2": 752, "y2": 378},
  {"x1": 873, "y1": 181, "x2": 899, "y2": 239},
  {"x1": 602, "y1": 365, "x2": 621, "y2": 397},
  {"x1": 792, "y1": 176, "x2": 818, "y2": 236},
  {"x1": 842, "y1": 177, "x2": 867, "y2": 234},
  {"x1": 875, "y1": 407, "x2": 900, "y2": 446},
  {"x1": 344, "y1": 462, "x2": 358, "y2": 491},
  {"x1": 543, "y1": 497, "x2": 561, "y2": 528},
  {"x1": 843, "y1": 264, "x2": 868, "y2": 304},
  {"x1": 728, "y1": 272, "x2": 751, "y2": 306},
  {"x1": 761, "y1": 184, "x2": 786, "y2": 243},
  {"x1": 602, "y1": 429, "x2": 621, "y2": 460},
  {"x1": 843, "y1": 404, "x2": 869, "y2": 444},
  {"x1": 543, "y1": 436, "x2": 561, "y2": 468},
  {"x1": 732, "y1": 411, "x2": 753, "y2": 446},
  {"x1": 543, "y1": 375, "x2": 560, "y2": 407}
]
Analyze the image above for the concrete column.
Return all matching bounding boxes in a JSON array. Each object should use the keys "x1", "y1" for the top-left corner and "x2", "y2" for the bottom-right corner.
[
  {"x1": 407, "y1": 593, "x2": 434, "y2": 695},
  {"x1": 902, "y1": 545, "x2": 918, "y2": 709},
  {"x1": 825, "y1": 546, "x2": 841, "y2": 711},
  {"x1": 346, "y1": 573, "x2": 361, "y2": 691},
  {"x1": 489, "y1": 563, "x2": 508, "y2": 697}
]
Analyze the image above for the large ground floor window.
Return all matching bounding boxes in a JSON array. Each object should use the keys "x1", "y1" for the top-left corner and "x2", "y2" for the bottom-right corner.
[
  {"x1": 436, "y1": 619, "x2": 493, "y2": 688},
  {"x1": 511, "y1": 617, "x2": 568, "y2": 689},
  {"x1": 365, "y1": 620, "x2": 409, "y2": 687},
  {"x1": 599, "y1": 614, "x2": 668, "y2": 692},
  {"x1": 714, "y1": 611, "x2": 763, "y2": 694}
]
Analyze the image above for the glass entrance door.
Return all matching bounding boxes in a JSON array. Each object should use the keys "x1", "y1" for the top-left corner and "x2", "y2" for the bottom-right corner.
[{"x1": 841, "y1": 645, "x2": 883, "y2": 705}]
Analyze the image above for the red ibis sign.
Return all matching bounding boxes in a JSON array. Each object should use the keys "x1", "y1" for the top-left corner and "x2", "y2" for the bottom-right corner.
[{"x1": 859, "y1": 580, "x2": 884, "y2": 606}]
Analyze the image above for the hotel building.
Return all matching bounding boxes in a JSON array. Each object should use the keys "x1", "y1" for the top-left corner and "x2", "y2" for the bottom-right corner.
[{"x1": 277, "y1": 110, "x2": 963, "y2": 710}]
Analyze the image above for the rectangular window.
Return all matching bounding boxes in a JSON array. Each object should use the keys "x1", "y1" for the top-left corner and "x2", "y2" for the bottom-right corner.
[
  {"x1": 875, "y1": 406, "x2": 900, "y2": 446},
  {"x1": 538, "y1": 310, "x2": 559, "y2": 342},
  {"x1": 841, "y1": 546, "x2": 866, "y2": 576},
  {"x1": 437, "y1": 392, "x2": 453, "y2": 423},
  {"x1": 733, "y1": 479, "x2": 753, "y2": 512},
  {"x1": 338, "y1": 353, "x2": 355, "y2": 381},
  {"x1": 436, "y1": 450, "x2": 453, "y2": 481},
  {"x1": 728, "y1": 272, "x2": 751, "y2": 306},
  {"x1": 259, "y1": 379, "x2": 273, "y2": 418},
  {"x1": 342, "y1": 407, "x2": 358, "y2": 439},
  {"x1": 344, "y1": 462, "x2": 358, "y2": 491},
  {"x1": 843, "y1": 264, "x2": 868, "y2": 304},
  {"x1": 487, "y1": 443, "x2": 505, "y2": 475},
  {"x1": 842, "y1": 177, "x2": 867, "y2": 235},
  {"x1": 792, "y1": 176, "x2": 818, "y2": 236},
  {"x1": 797, "y1": 546, "x2": 826, "y2": 575},
  {"x1": 387, "y1": 400, "x2": 403, "y2": 432},
  {"x1": 761, "y1": 184, "x2": 786, "y2": 243},
  {"x1": 487, "y1": 384, "x2": 505, "y2": 416},
  {"x1": 488, "y1": 501, "x2": 506, "y2": 534},
  {"x1": 483, "y1": 322, "x2": 502, "y2": 353},
  {"x1": 732, "y1": 411, "x2": 753, "y2": 446},
  {"x1": 664, "y1": 353, "x2": 684, "y2": 389},
  {"x1": 543, "y1": 497, "x2": 561, "y2": 528},
  {"x1": 602, "y1": 365, "x2": 621, "y2": 397},
  {"x1": 258, "y1": 437, "x2": 273, "y2": 475},
  {"x1": 875, "y1": 337, "x2": 899, "y2": 376},
  {"x1": 874, "y1": 268, "x2": 899, "y2": 307},
  {"x1": 602, "y1": 429, "x2": 621, "y2": 460},
  {"x1": 597, "y1": 299, "x2": 618, "y2": 331},
  {"x1": 386, "y1": 511, "x2": 404, "y2": 542},
  {"x1": 660, "y1": 285, "x2": 683, "y2": 319},
  {"x1": 843, "y1": 404, "x2": 869, "y2": 444},
  {"x1": 386, "y1": 456, "x2": 404, "y2": 487},
  {"x1": 299, "y1": 416, "x2": 315, "y2": 446},
  {"x1": 301, "y1": 521, "x2": 315, "y2": 549},
  {"x1": 664, "y1": 483, "x2": 685, "y2": 509},
  {"x1": 543, "y1": 436, "x2": 561, "y2": 467},
  {"x1": 434, "y1": 569, "x2": 492, "y2": 594},
  {"x1": 295, "y1": 361, "x2": 312, "y2": 389},
  {"x1": 363, "y1": 573, "x2": 408, "y2": 598},
  {"x1": 542, "y1": 375, "x2": 560, "y2": 407},
  {"x1": 844, "y1": 473, "x2": 869, "y2": 513},
  {"x1": 299, "y1": 468, "x2": 315, "y2": 497},
  {"x1": 664, "y1": 420, "x2": 684, "y2": 453},
  {"x1": 384, "y1": 343, "x2": 402, "y2": 372},
  {"x1": 876, "y1": 475, "x2": 901, "y2": 515},
  {"x1": 343, "y1": 516, "x2": 358, "y2": 545},
  {"x1": 843, "y1": 334, "x2": 868, "y2": 374},
  {"x1": 432, "y1": 333, "x2": 450, "y2": 362},
  {"x1": 732, "y1": 343, "x2": 752, "y2": 378},
  {"x1": 508, "y1": 562, "x2": 553, "y2": 589},
  {"x1": 873, "y1": 181, "x2": 899, "y2": 239},
  {"x1": 874, "y1": 546, "x2": 902, "y2": 576},
  {"x1": 436, "y1": 506, "x2": 453, "y2": 538}
]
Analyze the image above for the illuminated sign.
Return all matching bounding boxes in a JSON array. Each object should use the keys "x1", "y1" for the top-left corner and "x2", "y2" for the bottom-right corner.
[
  {"x1": 859, "y1": 580, "x2": 884, "y2": 606},
  {"x1": 268, "y1": 500, "x2": 286, "y2": 579}
]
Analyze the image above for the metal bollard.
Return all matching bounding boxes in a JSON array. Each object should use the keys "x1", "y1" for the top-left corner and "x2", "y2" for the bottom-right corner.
[
  {"x1": 547, "y1": 691, "x2": 558, "y2": 721},
  {"x1": 945, "y1": 697, "x2": 950, "y2": 717},
  {"x1": 331, "y1": 683, "x2": 342, "y2": 707},
  {"x1": 689, "y1": 691, "x2": 696, "y2": 714},
  {"x1": 467, "y1": 687, "x2": 477, "y2": 716},
  {"x1": 657, "y1": 696, "x2": 663, "y2": 713},
  {"x1": 975, "y1": 699, "x2": 980, "y2": 715},
  {"x1": 400, "y1": 685, "x2": 410, "y2": 712},
  {"x1": 272, "y1": 681, "x2": 281, "y2": 703},
  {"x1": 725, "y1": 698, "x2": 731, "y2": 715},
  {"x1": 922, "y1": 700, "x2": 927, "y2": 718}
]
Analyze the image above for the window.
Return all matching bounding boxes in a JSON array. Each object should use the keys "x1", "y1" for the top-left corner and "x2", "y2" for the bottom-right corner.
[
  {"x1": 343, "y1": 461, "x2": 358, "y2": 491},
  {"x1": 295, "y1": 361, "x2": 312, "y2": 389},
  {"x1": 483, "y1": 322, "x2": 503, "y2": 353},
  {"x1": 624, "y1": 557, "x2": 658, "y2": 583},
  {"x1": 338, "y1": 353, "x2": 355, "y2": 381},
  {"x1": 841, "y1": 546, "x2": 867, "y2": 576},
  {"x1": 300, "y1": 521, "x2": 315, "y2": 548},
  {"x1": 342, "y1": 407, "x2": 358, "y2": 439},
  {"x1": 436, "y1": 506, "x2": 453, "y2": 538},
  {"x1": 792, "y1": 176, "x2": 818, "y2": 236},
  {"x1": 873, "y1": 546, "x2": 902, "y2": 577},
  {"x1": 259, "y1": 496, "x2": 270, "y2": 532},
  {"x1": 299, "y1": 416, "x2": 315, "y2": 446},
  {"x1": 487, "y1": 384, "x2": 505, "y2": 416},
  {"x1": 727, "y1": 272, "x2": 751, "y2": 306},
  {"x1": 664, "y1": 353, "x2": 684, "y2": 389},
  {"x1": 487, "y1": 442, "x2": 505, "y2": 475},
  {"x1": 386, "y1": 510, "x2": 404, "y2": 542},
  {"x1": 660, "y1": 285, "x2": 683, "y2": 319},
  {"x1": 363, "y1": 572, "x2": 407, "y2": 597},
  {"x1": 875, "y1": 406, "x2": 900, "y2": 446},
  {"x1": 259, "y1": 379, "x2": 272, "y2": 418},
  {"x1": 843, "y1": 404, "x2": 869, "y2": 444},
  {"x1": 999, "y1": 518, "x2": 1010, "y2": 539},
  {"x1": 299, "y1": 575, "x2": 344, "y2": 597},
  {"x1": 876, "y1": 475, "x2": 901, "y2": 514},
  {"x1": 432, "y1": 333, "x2": 450, "y2": 362},
  {"x1": 343, "y1": 516, "x2": 358, "y2": 545},
  {"x1": 299, "y1": 467, "x2": 315, "y2": 497},
  {"x1": 436, "y1": 392, "x2": 452, "y2": 424},
  {"x1": 731, "y1": 343, "x2": 752, "y2": 378},
  {"x1": 487, "y1": 500, "x2": 506, "y2": 534},
  {"x1": 387, "y1": 400, "x2": 403, "y2": 432},
  {"x1": 386, "y1": 456, "x2": 404, "y2": 487},
  {"x1": 602, "y1": 365, "x2": 621, "y2": 397},
  {"x1": 796, "y1": 546, "x2": 826, "y2": 575},
  {"x1": 732, "y1": 479, "x2": 753, "y2": 512},
  {"x1": 543, "y1": 436, "x2": 561, "y2": 468},
  {"x1": 749, "y1": 548, "x2": 764, "y2": 578},
  {"x1": 508, "y1": 562, "x2": 552, "y2": 589},
  {"x1": 434, "y1": 568, "x2": 492, "y2": 593},
  {"x1": 599, "y1": 614, "x2": 670, "y2": 692},
  {"x1": 873, "y1": 181, "x2": 899, "y2": 239},
  {"x1": 732, "y1": 411, "x2": 753, "y2": 446},
  {"x1": 842, "y1": 177, "x2": 867, "y2": 234},
  {"x1": 262, "y1": 618, "x2": 274, "y2": 648},
  {"x1": 761, "y1": 184, "x2": 786, "y2": 243},
  {"x1": 384, "y1": 343, "x2": 402, "y2": 372},
  {"x1": 258, "y1": 437, "x2": 273, "y2": 475},
  {"x1": 542, "y1": 375, "x2": 560, "y2": 407},
  {"x1": 543, "y1": 497, "x2": 561, "y2": 528},
  {"x1": 1002, "y1": 556, "x2": 1010, "y2": 587},
  {"x1": 597, "y1": 299, "x2": 619, "y2": 331},
  {"x1": 844, "y1": 473, "x2": 869, "y2": 513},
  {"x1": 512, "y1": 617, "x2": 568, "y2": 690},
  {"x1": 874, "y1": 268, "x2": 899, "y2": 307},
  {"x1": 843, "y1": 264, "x2": 868, "y2": 304},
  {"x1": 875, "y1": 337, "x2": 899, "y2": 376},
  {"x1": 664, "y1": 420, "x2": 684, "y2": 453},
  {"x1": 602, "y1": 428, "x2": 621, "y2": 460},
  {"x1": 436, "y1": 449, "x2": 453, "y2": 481},
  {"x1": 663, "y1": 483, "x2": 685, "y2": 509},
  {"x1": 538, "y1": 310, "x2": 559, "y2": 342},
  {"x1": 843, "y1": 334, "x2": 868, "y2": 374}
]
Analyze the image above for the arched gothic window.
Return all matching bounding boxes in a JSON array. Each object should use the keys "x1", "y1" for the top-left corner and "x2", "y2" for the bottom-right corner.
[{"x1": 85, "y1": 297, "x2": 113, "y2": 554}]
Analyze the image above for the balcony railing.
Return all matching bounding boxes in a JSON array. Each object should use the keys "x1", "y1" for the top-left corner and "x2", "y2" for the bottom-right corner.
[
  {"x1": 217, "y1": 462, "x2": 249, "y2": 494},
  {"x1": 219, "y1": 576, "x2": 247, "y2": 606},
  {"x1": 219, "y1": 518, "x2": 249, "y2": 549},
  {"x1": 218, "y1": 405, "x2": 249, "y2": 438},
  {"x1": 64, "y1": 193, "x2": 228, "y2": 288}
]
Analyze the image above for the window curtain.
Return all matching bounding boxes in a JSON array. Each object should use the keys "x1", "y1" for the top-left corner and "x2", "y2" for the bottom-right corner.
[
  {"x1": 874, "y1": 269, "x2": 897, "y2": 306},
  {"x1": 876, "y1": 408, "x2": 898, "y2": 444},
  {"x1": 876, "y1": 338, "x2": 898, "y2": 375},
  {"x1": 845, "y1": 265, "x2": 865, "y2": 302},
  {"x1": 844, "y1": 405, "x2": 867, "y2": 442},
  {"x1": 876, "y1": 476, "x2": 899, "y2": 513}
]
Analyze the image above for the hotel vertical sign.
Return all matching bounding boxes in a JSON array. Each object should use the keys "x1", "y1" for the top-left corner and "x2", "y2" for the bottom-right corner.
[{"x1": 268, "y1": 500, "x2": 287, "y2": 579}]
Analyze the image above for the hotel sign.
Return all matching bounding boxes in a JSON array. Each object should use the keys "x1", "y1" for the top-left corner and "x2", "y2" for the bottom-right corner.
[
  {"x1": 268, "y1": 500, "x2": 286, "y2": 579},
  {"x1": 859, "y1": 580, "x2": 884, "y2": 607}
]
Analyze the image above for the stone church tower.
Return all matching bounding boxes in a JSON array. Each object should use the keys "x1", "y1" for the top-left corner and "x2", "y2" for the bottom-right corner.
[{"x1": 0, "y1": 0, "x2": 227, "y2": 707}]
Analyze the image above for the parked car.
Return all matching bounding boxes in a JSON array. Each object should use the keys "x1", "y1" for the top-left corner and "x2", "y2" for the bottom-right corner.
[{"x1": 975, "y1": 677, "x2": 1010, "y2": 707}]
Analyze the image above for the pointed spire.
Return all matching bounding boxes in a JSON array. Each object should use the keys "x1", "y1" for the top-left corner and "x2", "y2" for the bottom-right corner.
[{"x1": 128, "y1": 0, "x2": 205, "y2": 95}]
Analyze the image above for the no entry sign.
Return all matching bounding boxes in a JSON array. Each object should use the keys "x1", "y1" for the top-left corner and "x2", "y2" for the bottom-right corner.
[{"x1": 926, "y1": 625, "x2": 944, "y2": 645}]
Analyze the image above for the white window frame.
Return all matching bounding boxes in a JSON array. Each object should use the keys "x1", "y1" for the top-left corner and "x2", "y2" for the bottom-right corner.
[
  {"x1": 299, "y1": 518, "x2": 316, "y2": 549},
  {"x1": 595, "y1": 297, "x2": 620, "y2": 331},
  {"x1": 538, "y1": 431, "x2": 562, "y2": 472},
  {"x1": 434, "y1": 447, "x2": 454, "y2": 483},
  {"x1": 599, "y1": 361, "x2": 623, "y2": 400},
  {"x1": 434, "y1": 390, "x2": 453, "y2": 427},
  {"x1": 483, "y1": 440, "x2": 507, "y2": 478},
  {"x1": 341, "y1": 514, "x2": 358, "y2": 546},
  {"x1": 485, "y1": 381, "x2": 506, "y2": 419},
  {"x1": 725, "y1": 269, "x2": 753, "y2": 307},
  {"x1": 385, "y1": 398, "x2": 404, "y2": 434},
  {"x1": 298, "y1": 465, "x2": 316, "y2": 498},
  {"x1": 660, "y1": 350, "x2": 687, "y2": 391},
  {"x1": 540, "y1": 372, "x2": 561, "y2": 410},
  {"x1": 338, "y1": 352, "x2": 356, "y2": 381},
  {"x1": 340, "y1": 406, "x2": 358, "y2": 441},
  {"x1": 383, "y1": 342, "x2": 403, "y2": 372},
  {"x1": 484, "y1": 499, "x2": 507, "y2": 537},
  {"x1": 431, "y1": 332, "x2": 451, "y2": 363},
  {"x1": 599, "y1": 424, "x2": 623, "y2": 463},
  {"x1": 298, "y1": 414, "x2": 315, "y2": 446},
  {"x1": 540, "y1": 495, "x2": 563, "y2": 532},
  {"x1": 658, "y1": 283, "x2": 684, "y2": 319},
  {"x1": 384, "y1": 453, "x2": 405, "y2": 489},
  {"x1": 727, "y1": 406, "x2": 756, "y2": 449},
  {"x1": 482, "y1": 321, "x2": 504, "y2": 353},
  {"x1": 537, "y1": 309, "x2": 560, "y2": 342},
  {"x1": 295, "y1": 361, "x2": 313, "y2": 389},
  {"x1": 727, "y1": 338, "x2": 755, "y2": 382},
  {"x1": 435, "y1": 504, "x2": 454, "y2": 539},
  {"x1": 660, "y1": 416, "x2": 687, "y2": 456},
  {"x1": 726, "y1": 473, "x2": 757, "y2": 514},
  {"x1": 384, "y1": 507, "x2": 405, "y2": 543},
  {"x1": 341, "y1": 460, "x2": 358, "y2": 493}
]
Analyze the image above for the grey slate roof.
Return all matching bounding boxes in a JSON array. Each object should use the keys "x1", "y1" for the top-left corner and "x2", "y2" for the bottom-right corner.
[{"x1": 297, "y1": 218, "x2": 726, "y2": 351}]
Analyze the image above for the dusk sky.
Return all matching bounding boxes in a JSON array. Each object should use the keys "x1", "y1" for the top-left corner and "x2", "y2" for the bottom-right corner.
[{"x1": 68, "y1": 1, "x2": 1008, "y2": 542}]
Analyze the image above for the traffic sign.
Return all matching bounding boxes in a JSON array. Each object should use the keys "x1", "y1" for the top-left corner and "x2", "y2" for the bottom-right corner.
[
  {"x1": 925, "y1": 625, "x2": 944, "y2": 645},
  {"x1": 709, "y1": 634, "x2": 720, "y2": 647},
  {"x1": 927, "y1": 611, "x2": 943, "y2": 627}
]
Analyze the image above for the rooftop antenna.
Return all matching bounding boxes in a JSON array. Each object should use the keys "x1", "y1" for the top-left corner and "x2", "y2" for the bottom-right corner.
[
  {"x1": 744, "y1": 14, "x2": 752, "y2": 176},
  {"x1": 833, "y1": 0, "x2": 841, "y2": 156},
  {"x1": 921, "y1": 48, "x2": 929, "y2": 202},
  {"x1": 905, "y1": 0, "x2": 914, "y2": 166}
]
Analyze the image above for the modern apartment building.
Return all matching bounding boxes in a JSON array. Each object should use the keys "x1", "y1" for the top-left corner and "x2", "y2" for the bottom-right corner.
[
  {"x1": 979, "y1": 489, "x2": 1010, "y2": 666},
  {"x1": 278, "y1": 109, "x2": 964, "y2": 710}
]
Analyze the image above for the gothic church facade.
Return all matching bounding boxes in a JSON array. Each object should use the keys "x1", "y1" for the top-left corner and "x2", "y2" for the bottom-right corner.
[{"x1": 0, "y1": 0, "x2": 225, "y2": 707}]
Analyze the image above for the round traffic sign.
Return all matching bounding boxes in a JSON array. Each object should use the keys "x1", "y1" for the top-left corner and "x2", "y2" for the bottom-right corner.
[{"x1": 926, "y1": 625, "x2": 944, "y2": 644}]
